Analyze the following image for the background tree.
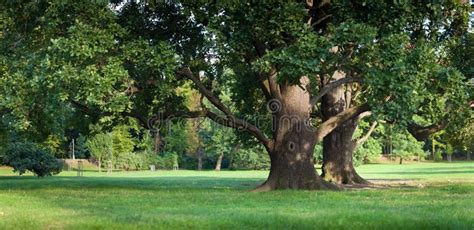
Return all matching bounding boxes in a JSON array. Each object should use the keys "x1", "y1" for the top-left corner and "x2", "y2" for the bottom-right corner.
[{"x1": 86, "y1": 133, "x2": 113, "y2": 172}]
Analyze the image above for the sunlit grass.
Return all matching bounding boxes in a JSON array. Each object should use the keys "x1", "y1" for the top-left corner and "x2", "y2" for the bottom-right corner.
[{"x1": 0, "y1": 162, "x2": 472, "y2": 229}]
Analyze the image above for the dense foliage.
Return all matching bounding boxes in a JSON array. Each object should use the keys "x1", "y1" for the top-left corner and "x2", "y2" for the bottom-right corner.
[{"x1": 2, "y1": 142, "x2": 61, "y2": 177}]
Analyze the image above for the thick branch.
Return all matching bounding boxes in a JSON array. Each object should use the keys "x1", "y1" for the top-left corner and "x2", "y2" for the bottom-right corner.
[
  {"x1": 310, "y1": 76, "x2": 362, "y2": 107},
  {"x1": 176, "y1": 67, "x2": 271, "y2": 149},
  {"x1": 267, "y1": 68, "x2": 281, "y2": 98},
  {"x1": 176, "y1": 67, "x2": 234, "y2": 117},
  {"x1": 355, "y1": 111, "x2": 372, "y2": 123},
  {"x1": 314, "y1": 103, "x2": 370, "y2": 143},
  {"x1": 407, "y1": 120, "x2": 447, "y2": 141},
  {"x1": 205, "y1": 111, "x2": 272, "y2": 149},
  {"x1": 355, "y1": 121, "x2": 378, "y2": 146}
]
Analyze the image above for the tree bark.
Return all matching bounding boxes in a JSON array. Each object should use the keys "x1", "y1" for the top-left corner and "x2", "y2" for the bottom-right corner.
[
  {"x1": 215, "y1": 153, "x2": 224, "y2": 171},
  {"x1": 321, "y1": 118, "x2": 367, "y2": 184},
  {"x1": 255, "y1": 77, "x2": 337, "y2": 191},
  {"x1": 321, "y1": 72, "x2": 367, "y2": 184},
  {"x1": 98, "y1": 159, "x2": 102, "y2": 173}
]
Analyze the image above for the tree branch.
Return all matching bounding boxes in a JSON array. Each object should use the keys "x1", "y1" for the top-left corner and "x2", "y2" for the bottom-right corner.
[
  {"x1": 176, "y1": 67, "x2": 272, "y2": 149},
  {"x1": 176, "y1": 67, "x2": 234, "y2": 117},
  {"x1": 205, "y1": 110, "x2": 272, "y2": 149},
  {"x1": 355, "y1": 121, "x2": 378, "y2": 146},
  {"x1": 407, "y1": 120, "x2": 447, "y2": 141},
  {"x1": 310, "y1": 76, "x2": 362, "y2": 107},
  {"x1": 314, "y1": 103, "x2": 371, "y2": 143}
]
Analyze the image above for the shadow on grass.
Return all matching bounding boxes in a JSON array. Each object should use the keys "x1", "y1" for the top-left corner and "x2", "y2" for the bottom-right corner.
[
  {"x1": 372, "y1": 170, "x2": 474, "y2": 175},
  {"x1": 0, "y1": 175, "x2": 264, "y2": 191}
]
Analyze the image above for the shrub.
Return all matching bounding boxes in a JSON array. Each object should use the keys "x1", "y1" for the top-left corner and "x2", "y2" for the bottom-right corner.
[
  {"x1": 156, "y1": 152, "x2": 179, "y2": 169},
  {"x1": 434, "y1": 150, "x2": 443, "y2": 162},
  {"x1": 3, "y1": 142, "x2": 62, "y2": 177},
  {"x1": 354, "y1": 138, "x2": 382, "y2": 166}
]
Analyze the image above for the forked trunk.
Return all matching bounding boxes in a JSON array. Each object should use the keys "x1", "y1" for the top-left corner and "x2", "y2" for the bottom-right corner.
[
  {"x1": 255, "y1": 78, "x2": 337, "y2": 191},
  {"x1": 215, "y1": 153, "x2": 224, "y2": 171},
  {"x1": 321, "y1": 72, "x2": 367, "y2": 184}
]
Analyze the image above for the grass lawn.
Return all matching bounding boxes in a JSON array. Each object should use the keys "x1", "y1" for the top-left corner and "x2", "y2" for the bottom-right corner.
[{"x1": 0, "y1": 162, "x2": 472, "y2": 229}]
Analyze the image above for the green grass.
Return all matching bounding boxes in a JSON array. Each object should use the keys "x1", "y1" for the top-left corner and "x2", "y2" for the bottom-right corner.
[{"x1": 0, "y1": 162, "x2": 473, "y2": 229}]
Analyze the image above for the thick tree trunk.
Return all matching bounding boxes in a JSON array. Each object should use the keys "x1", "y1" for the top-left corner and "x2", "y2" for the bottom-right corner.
[
  {"x1": 98, "y1": 159, "x2": 102, "y2": 173},
  {"x1": 255, "y1": 77, "x2": 337, "y2": 191},
  {"x1": 321, "y1": 119, "x2": 367, "y2": 184},
  {"x1": 215, "y1": 153, "x2": 224, "y2": 171},
  {"x1": 447, "y1": 155, "x2": 452, "y2": 162},
  {"x1": 321, "y1": 72, "x2": 367, "y2": 184}
]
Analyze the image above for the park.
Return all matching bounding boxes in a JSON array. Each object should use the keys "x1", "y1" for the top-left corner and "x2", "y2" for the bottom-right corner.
[
  {"x1": 0, "y1": 162, "x2": 473, "y2": 229},
  {"x1": 0, "y1": 1, "x2": 473, "y2": 229}
]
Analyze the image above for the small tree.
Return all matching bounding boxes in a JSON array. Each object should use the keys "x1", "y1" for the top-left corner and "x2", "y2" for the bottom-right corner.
[
  {"x1": 74, "y1": 134, "x2": 90, "y2": 159},
  {"x1": 111, "y1": 126, "x2": 135, "y2": 169},
  {"x1": 446, "y1": 144, "x2": 454, "y2": 162},
  {"x1": 86, "y1": 133, "x2": 113, "y2": 172},
  {"x1": 393, "y1": 132, "x2": 425, "y2": 164}
]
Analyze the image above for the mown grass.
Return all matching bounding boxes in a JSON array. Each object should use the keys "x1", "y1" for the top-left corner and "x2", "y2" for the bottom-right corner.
[{"x1": 0, "y1": 162, "x2": 473, "y2": 229}]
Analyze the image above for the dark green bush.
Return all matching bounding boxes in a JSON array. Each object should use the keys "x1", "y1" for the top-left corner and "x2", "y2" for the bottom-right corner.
[{"x1": 3, "y1": 142, "x2": 62, "y2": 177}]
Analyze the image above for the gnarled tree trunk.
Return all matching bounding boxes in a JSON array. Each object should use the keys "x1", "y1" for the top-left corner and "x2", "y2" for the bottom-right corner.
[
  {"x1": 321, "y1": 118, "x2": 367, "y2": 184},
  {"x1": 321, "y1": 72, "x2": 367, "y2": 184},
  {"x1": 256, "y1": 78, "x2": 337, "y2": 191}
]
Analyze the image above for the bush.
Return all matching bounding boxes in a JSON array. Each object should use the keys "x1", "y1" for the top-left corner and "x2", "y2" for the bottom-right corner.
[
  {"x1": 154, "y1": 152, "x2": 178, "y2": 169},
  {"x1": 434, "y1": 150, "x2": 443, "y2": 162},
  {"x1": 232, "y1": 147, "x2": 269, "y2": 170},
  {"x1": 3, "y1": 142, "x2": 62, "y2": 177},
  {"x1": 354, "y1": 138, "x2": 382, "y2": 166}
]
